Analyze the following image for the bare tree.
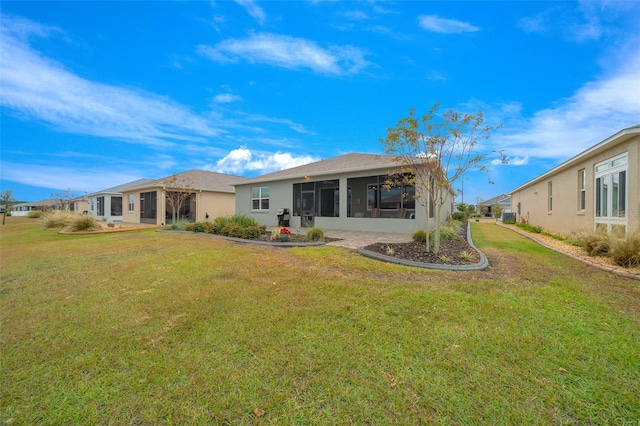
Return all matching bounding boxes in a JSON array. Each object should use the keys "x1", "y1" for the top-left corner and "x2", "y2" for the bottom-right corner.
[
  {"x1": 1, "y1": 190, "x2": 16, "y2": 225},
  {"x1": 163, "y1": 174, "x2": 195, "y2": 224},
  {"x1": 380, "y1": 104, "x2": 504, "y2": 253},
  {"x1": 51, "y1": 188, "x2": 77, "y2": 212}
]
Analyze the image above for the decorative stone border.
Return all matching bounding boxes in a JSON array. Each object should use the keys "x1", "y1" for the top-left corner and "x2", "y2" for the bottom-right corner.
[
  {"x1": 497, "y1": 223, "x2": 640, "y2": 281},
  {"x1": 357, "y1": 223, "x2": 489, "y2": 271}
]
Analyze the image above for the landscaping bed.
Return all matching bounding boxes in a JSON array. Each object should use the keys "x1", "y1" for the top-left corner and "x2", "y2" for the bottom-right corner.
[{"x1": 364, "y1": 221, "x2": 480, "y2": 265}]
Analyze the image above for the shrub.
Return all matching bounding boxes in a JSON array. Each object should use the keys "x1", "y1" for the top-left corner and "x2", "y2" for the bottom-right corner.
[
  {"x1": 412, "y1": 230, "x2": 427, "y2": 243},
  {"x1": 306, "y1": 227, "x2": 324, "y2": 242},
  {"x1": 451, "y1": 212, "x2": 467, "y2": 221},
  {"x1": 242, "y1": 225, "x2": 263, "y2": 240},
  {"x1": 575, "y1": 229, "x2": 611, "y2": 257},
  {"x1": 226, "y1": 225, "x2": 244, "y2": 239},
  {"x1": 42, "y1": 211, "x2": 74, "y2": 229},
  {"x1": 437, "y1": 220, "x2": 463, "y2": 241},
  {"x1": 609, "y1": 228, "x2": 640, "y2": 268},
  {"x1": 516, "y1": 222, "x2": 542, "y2": 234},
  {"x1": 504, "y1": 218, "x2": 516, "y2": 225},
  {"x1": 70, "y1": 214, "x2": 98, "y2": 232},
  {"x1": 169, "y1": 219, "x2": 191, "y2": 230},
  {"x1": 28, "y1": 211, "x2": 43, "y2": 218}
]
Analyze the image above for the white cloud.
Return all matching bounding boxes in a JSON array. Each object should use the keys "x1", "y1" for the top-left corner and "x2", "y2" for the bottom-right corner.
[
  {"x1": 418, "y1": 15, "x2": 479, "y2": 34},
  {"x1": 234, "y1": 0, "x2": 266, "y2": 25},
  {"x1": 213, "y1": 146, "x2": 319, "y2": 175},
  {"x1": 0, "y1": 161, "x2": 146, "y2": 194},
  {"x1": 213, "y1": 93, "x2": 243, "y2": 103},
  {"x1": 0, "y1": 17, "x2": 222, "y2": 147},
  {"x1": 198, "y1": 32, "x2": 372, "y2": 75},
  {"x1": 488, "y1": 49, "x2": 640, "y2": 161},
  {"x1": 492, "y1": 156, "x2": 529, "y2": 166}
]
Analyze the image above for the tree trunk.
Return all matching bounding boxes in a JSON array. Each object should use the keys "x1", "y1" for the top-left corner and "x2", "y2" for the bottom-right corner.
[
  {"x1": 424, "y1": 205, "x2": 431, "y2": 253},
  {"x1": 433, "y1": 204, "x2": 441, "y2": 253}
]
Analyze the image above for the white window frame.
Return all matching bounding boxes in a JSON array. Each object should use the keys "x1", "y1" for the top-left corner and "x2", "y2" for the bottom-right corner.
[
  {"x1": 251, "y1": 187, "x2": 270, "y2": 211},
  {"x1": 128, "y1": 194, "x2": 135, "y2": 212},
  {"x1": 594, "y1": 152, "x2": 627, "y2": 233},
  {"x1": 578, "y1": 169, "x2": 586, "y2": 211}
]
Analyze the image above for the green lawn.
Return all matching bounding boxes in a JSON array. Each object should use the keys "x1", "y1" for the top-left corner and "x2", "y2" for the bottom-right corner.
[{"x1": 2, "y1": 217, "x2": 639, "y2": 424}]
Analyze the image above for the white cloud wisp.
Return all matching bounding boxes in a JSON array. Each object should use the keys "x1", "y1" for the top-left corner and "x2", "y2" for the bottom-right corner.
[{"x1": 198, "y1": 32, "x2": 372, "y2": 75}]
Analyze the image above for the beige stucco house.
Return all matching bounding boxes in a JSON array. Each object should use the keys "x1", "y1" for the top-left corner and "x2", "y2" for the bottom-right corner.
[
  {"x1": 234, "y1": 153, "x2": 455, "y2": 234},
  {"x1": 510, "y1": 125, "x2": 639, "y2": 236},
  {"x1": 121, "y1": 170, "x2": 246, "y2": 225}
]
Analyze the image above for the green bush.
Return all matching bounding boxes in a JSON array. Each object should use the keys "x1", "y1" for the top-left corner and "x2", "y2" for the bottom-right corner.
[
  {"x1": 451, "y1": 212, "x2": 467, "y2": 221},
  {"x1": 306, "y1": 227, "x2": 324, "y2": 242},
  {"x1": 504, "y1": 218, "x2": 516, "y2": 225},
  {"x1": 412, "y1": 230, "x2": 427, "y2": 243},
  {"x1": 609, "y1": 229, "x2": 640, "y2": 268},
  {"x1": 184, "y1": 215, "x2": 265, "y2": 239},
  {"x1": 70, "y1": 215, "x2": 98, "y2": 232},
  {"x1": 516, "y1": 222, "x2": 542, "y2": 234},
  {"x1": 242, "y1": 225, "x2": 263, "y2": 240},
  {"x1": 28, "y1": 211, "x2": 43, "y2": 218}
]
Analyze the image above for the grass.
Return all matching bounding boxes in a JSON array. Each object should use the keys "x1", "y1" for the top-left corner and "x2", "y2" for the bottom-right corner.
[{"x1": 1, "y1": 217, "x2": 639, "y2": 424}]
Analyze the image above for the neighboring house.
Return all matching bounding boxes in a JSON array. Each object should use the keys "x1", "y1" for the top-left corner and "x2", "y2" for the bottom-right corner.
[
  {"x1": 234, "y1": 153, "x2": 455, "y2": 234},
  {"x1": 121, "y1": 170, "x2": 246, "y2": 225},
  {"x1": 10, "y1": 199, "x2": 59, "y2": 216},
  {"x1": 510, "y1": 125, "x2": 639, "y2": 236},
  {"x1": 476, "y1": 193, "x2": 511, "y2": 218},
  {"x1": 70, "y1": 196, "x2": 89, "y2": 214},
  {"x1": 87, "y1": 179, "x2": 154, "y2": 222}
]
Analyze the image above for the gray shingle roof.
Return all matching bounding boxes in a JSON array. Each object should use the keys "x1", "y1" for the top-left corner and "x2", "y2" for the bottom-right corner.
[
  {"x1": 127, "y1": 170, "x2": 246, "y2": 194},
  {"x1": 87, "y1": 178, "x2": 155, "y2": 196},
  {"x1": 234, "y1": 153, "x2": 407, "y2": 185}
]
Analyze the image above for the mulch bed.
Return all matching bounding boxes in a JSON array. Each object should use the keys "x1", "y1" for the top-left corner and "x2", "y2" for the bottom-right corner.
[
  {"x1": 364, "y1": 222, "x2": 480, "y2": 265},
  {"x1": 256, "y1": 232, "x2": 341, "y2": 244}
]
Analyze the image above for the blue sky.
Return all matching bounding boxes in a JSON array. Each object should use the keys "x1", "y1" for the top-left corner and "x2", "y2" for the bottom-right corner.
[{"x1": 1, "y1": 1, "x2": 639, "y2": 205}]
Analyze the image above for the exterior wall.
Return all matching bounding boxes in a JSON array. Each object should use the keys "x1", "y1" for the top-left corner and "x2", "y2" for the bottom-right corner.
[
  {"x1": 88, "y1": 194, "x2": 124, "y2": 222},
  {"x1": 122, "y1": 189, "x2": 236, "y2": 225},
  {"x1": 511, "y1": 135, "x2": 639, "y2": 235},
  {"x1": 235, "y1": 169, "x2": 454, "y2": 235},
  {"x1": 195, "y1": 192, "x2": 236, "y2": 222}
]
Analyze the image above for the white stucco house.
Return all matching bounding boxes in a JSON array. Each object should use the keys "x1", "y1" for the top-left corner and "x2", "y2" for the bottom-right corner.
[{"x1": 233, "y1": 153, "x2": 455, "y2": 234}]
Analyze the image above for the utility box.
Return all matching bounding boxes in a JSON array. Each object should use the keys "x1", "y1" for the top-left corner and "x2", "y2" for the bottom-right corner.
[
  {"x1": 277, "y1": 208, "x2": 290, "y2": 226},
  {"x1": 502, "y1": 212, "x2": 516, "y2": 223}
]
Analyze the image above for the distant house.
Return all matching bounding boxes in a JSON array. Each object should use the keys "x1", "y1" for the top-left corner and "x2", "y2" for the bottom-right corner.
[
  {"x1": 70, "y1": 196, "x2": 89, "y2": 214},
  {"x1": 476, "y1": 193, "x2": 511, "y2": 218},
  {"x1": 121, "y1": 170, "x2": 246, "y2": 225},
  {"x1": 87, "y1": 178, "x2": 154, "y2": 222},
  {"x1": 510, "y1": 125, "x2": 639, "y2": 236},
  {"x1": 10, "y1": 199, "x2": 59, "y2": 216},
  {"x1": 233, "y1": 153, "x2": 455, "y2": 234}
]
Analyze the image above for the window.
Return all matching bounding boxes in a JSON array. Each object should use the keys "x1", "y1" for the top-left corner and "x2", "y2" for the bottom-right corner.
[
  {"x1": 251, "y1": 187, "x2": 269, "y2": 211},
  {"x1": 111, "y1": 196, "x2": 123, "y2": 216},
  {"x1": 578, "y1": 169, "x2": 586, "y2": 211},
  {"x1": 595, "y1": 153, "x2": 627, "y2": 231},
  {"x1": 97, "y1": 196, "x2": 105, "y2": 216},
  {"x1": 128, "y1": 194, "x2": 134, "y2": 211},
  {"x1": 548, "y1": 182, "x2": 553, "y2": 212}
]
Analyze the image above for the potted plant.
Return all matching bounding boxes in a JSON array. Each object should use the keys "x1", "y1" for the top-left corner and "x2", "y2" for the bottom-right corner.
[{"x1": 279, "y1": 227, "x2": 291, "y2": 242}]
